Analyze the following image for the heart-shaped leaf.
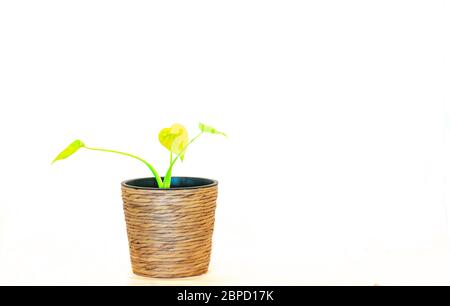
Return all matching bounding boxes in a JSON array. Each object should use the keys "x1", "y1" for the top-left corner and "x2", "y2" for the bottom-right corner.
[
  {"x1": 199, "y1": 122, "x2": 227, "y2": 136},
  {"x1": 158, "y1": 124, "x2": 189, "y2": 161},
  {"x1": 52, "y1": 139, "x2": 85, "y2": 164}
]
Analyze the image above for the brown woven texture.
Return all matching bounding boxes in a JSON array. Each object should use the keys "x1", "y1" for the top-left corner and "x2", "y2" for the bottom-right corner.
[{"x1": 121, "y1": 183, "x2": 218, "y2": 278}]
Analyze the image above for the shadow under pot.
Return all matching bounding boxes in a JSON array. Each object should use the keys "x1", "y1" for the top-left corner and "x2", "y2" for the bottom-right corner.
[{"x1": 121, "y1": 177, "x2": 218, "y2": 278}]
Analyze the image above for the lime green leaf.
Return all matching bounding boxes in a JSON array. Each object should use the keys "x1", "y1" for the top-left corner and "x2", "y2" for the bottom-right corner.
[
  {"x1": 158, "y1": 124, "x2": 189, "y2": 161},
  {"x1": 199, "y1": 122, "x2": 227, "y2": 137},
  {"x1": 52, "y1": 140, "x2": 85, "y2": 164}
]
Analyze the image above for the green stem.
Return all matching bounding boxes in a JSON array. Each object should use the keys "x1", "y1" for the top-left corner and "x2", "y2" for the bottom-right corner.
[
  {"x1": 84, "y1": 146, "x2": 163, "y2": 188},
  {"x1": 162, "y1": 152, "x2": 173, "y2": 189},
  {"x1": 162, "y1": 132, "x2": 203, "y2": 188}
]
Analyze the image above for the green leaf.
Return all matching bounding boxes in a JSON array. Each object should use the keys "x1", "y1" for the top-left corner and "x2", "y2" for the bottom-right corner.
[
  {"x1": 199, "y1": 122, "x2": 227, "y2": 136},
  {"x1": 52, "y1": 140, "x2": 85, "y2": 164},
  {"x1": 158, "y1": 124, "x2": 189, "y2": 161}
]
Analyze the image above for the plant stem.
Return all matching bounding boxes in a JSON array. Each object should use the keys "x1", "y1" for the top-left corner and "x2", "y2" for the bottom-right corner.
[
  {"x1": 162, "y1": 152, "x2": 173, "y2": 189},
  {"x1": 162, "y1": 132, "x2": 203, "y2": 188},
  {"x1": 84, "y1": 146, "x2": 163, "y2": 188}
]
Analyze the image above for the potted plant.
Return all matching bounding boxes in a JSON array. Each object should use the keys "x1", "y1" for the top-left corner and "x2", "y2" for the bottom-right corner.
[{"x1": 52, "y1": 123, "x2": 226, "y2": 278}]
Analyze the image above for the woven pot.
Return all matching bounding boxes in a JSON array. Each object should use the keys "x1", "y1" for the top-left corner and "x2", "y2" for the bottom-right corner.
[{"x1": 121, "y1": 177, "x2": 218, "y2": 278}]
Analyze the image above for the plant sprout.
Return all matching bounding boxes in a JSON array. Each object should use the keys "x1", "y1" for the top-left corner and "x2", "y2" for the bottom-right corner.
[{"x1": 52, "y1": 123, "x2": 226, "y2": 189}]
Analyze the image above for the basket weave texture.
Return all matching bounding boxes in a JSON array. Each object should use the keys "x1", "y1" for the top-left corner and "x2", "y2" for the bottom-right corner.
[{"x1": 121, "y1": 181, "x2": 218, "y2": 278}]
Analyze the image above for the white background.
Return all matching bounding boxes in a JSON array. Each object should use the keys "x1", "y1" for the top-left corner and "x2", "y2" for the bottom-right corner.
[{"x1": 1, "y1": 1, "x2": 450, "y2": 285}]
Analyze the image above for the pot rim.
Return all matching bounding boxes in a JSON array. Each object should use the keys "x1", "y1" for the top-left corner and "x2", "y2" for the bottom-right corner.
[{"x1": 121, "y1": 176, "x2": 218, "y2": 191}]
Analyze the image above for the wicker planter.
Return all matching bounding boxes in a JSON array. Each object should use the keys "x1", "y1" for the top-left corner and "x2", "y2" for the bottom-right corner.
[{"x1": 121, "y1": 177, "x2": 218, "y2": 278}]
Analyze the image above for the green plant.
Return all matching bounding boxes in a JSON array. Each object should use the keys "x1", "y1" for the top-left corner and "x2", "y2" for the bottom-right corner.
[{"x1": 52, "y1": 123, "x2": 226, "y2": 188}]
